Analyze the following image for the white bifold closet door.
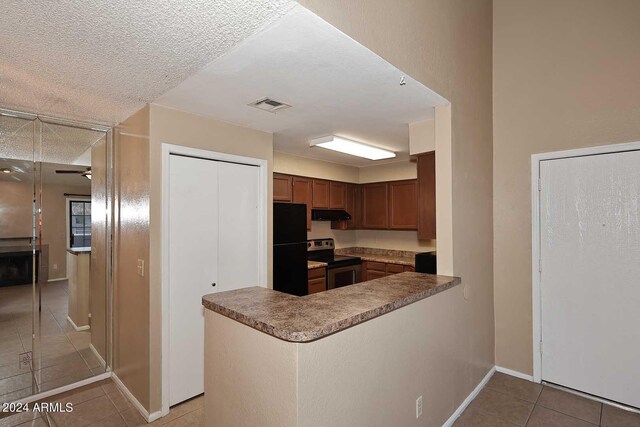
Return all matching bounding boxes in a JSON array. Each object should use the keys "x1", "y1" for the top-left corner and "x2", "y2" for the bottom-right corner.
[
  {"x1": 169, "y1": 154, "x2": 260, "y2": 406},
  {"x1": 540, "y1": 150, "x2": 640, "y2": 409}
]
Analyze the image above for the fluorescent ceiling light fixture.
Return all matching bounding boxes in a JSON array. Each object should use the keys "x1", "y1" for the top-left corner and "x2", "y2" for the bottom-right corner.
[{"x1": 309, "y1": 136, "x2": 395, "y2": 160}]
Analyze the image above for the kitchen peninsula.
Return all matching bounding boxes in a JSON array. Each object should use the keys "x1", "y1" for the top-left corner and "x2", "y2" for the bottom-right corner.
[{"x1": 202, "y1": 272, "x2": 463, "y2": 426}]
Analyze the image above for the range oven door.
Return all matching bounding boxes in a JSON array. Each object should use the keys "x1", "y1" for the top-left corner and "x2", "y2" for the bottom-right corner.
[{"x1": 327, "y1": 264, "x2": 361, "y2": 290}]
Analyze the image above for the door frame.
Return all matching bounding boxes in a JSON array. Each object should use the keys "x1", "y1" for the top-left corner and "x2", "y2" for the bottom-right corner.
[
  {"x1": 531, "y1": 140, "x2": 640, "y2": 383},
  {"x1": 161, "y1": 143, "x2": 268, "y2": 414}
]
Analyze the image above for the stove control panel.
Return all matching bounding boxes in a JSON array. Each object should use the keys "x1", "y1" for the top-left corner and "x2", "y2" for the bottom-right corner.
[{"x1": 307, "y1": 238, "x2": 335, "y2": 252}]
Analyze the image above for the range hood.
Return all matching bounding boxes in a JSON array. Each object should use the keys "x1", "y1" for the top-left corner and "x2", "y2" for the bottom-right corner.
[{"x1": 311, "y1": 209, "x2": 351, "y2": 221}]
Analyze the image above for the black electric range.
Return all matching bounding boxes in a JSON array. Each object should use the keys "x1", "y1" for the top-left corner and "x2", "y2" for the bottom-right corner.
[{"x1": 307, "y1": 238, "x2": 362, "y2": 289}]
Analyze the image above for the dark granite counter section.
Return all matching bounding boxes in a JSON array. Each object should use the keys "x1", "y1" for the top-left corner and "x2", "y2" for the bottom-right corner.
[
  {"x1": 335, "y1": 247, "x2": 422, "y2": 267},
  {"x1": 307, "y1": 260, "x2": 327, "y2": 270},
  {"x1": 202, "y1": 272, "x2": 460, "y2": 342}
]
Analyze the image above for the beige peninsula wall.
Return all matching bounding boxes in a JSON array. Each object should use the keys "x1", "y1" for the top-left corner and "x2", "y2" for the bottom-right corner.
[{"x1": 205, "y1": 284, "x2": 468, "y2": 427}]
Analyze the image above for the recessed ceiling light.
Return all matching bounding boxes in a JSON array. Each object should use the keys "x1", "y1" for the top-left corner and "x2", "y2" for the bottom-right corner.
[{"x1": 309, "y1": 136, "x2": 396, "y2": 160}]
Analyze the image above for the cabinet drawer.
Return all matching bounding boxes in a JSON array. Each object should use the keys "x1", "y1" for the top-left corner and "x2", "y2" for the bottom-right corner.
[
  {"x1": 366, "y1": 270, "x2": 387, "y2": 280},
  {"x1": 367, "y1": 261, "x2": 386, "y2": 272},
  {"x1": 308, "y1": 267, "x2": 326, "y2": 279},
  {"x1": 308, "y1": 277, "x2": 326, "y2": 294},
  {"x1": 386, "y1": 263, "x2": 404, "y2": 274},
  {"x1": 403, "y1": 265, "x2": 415, "y2": 272}
]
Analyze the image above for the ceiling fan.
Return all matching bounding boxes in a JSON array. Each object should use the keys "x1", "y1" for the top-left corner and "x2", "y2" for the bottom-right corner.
[{"x1": 55, "y1": 167, "x2": 92, "y2": 180}]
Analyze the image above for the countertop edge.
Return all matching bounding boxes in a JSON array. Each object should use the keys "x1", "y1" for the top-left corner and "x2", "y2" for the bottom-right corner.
[{"x1": 203, "y1": 275, "x2": 461, "y2": 343}]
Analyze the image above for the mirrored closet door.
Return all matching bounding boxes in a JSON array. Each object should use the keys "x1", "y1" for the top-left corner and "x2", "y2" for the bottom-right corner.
[{"x1": 0, "y1": 109, "x2": 112, "y2": 403}]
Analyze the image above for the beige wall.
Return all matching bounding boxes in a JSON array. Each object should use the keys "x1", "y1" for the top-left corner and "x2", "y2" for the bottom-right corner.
[
  {"x1": 358, "y1": 160, "x2": 417, "y2": 183},
  {"x1": 114, "y1": 105, "x2": 152, "y2": 409},
  {"x1": 273, "y1": 151, "x2": 359, "y2": 182},
  {"x1": 299, "y1": 0, "x2": 495, "y2": 405},
  {"x1": 0, "y1": 179, "x2": 91, "y2": 280},
  {"x1": 0, "y1": 181, "x2": 32, "y2": 240},
  {"x1": 409, "y1": 118, "x2": 435, "y2": 155},
  {"x1": 493, "y1": 0, "x2": 640, "y2": 374},
  {"x1": 205, "y1": 285, "x2": 468, "y2": 426}
]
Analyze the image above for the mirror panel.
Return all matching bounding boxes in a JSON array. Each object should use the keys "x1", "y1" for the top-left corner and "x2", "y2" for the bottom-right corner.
[{"x1": 0, "y1": 112, "x2": 111, "y2": 402}]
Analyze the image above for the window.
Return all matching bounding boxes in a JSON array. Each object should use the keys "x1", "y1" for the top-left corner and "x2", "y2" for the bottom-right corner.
[{"x1": 69, "y1": 200, "x2": 91, "y2": 248}]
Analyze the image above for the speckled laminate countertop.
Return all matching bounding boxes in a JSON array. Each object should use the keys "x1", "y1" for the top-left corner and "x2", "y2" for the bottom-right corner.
[
  {"x1": 335, "y1": 247, "x2": 422, "y2": 267},
  {"x1": 307, "y1": 260, "x2": 327, "y2": 270},
  {"x1": 202, "y1": 272, "x2": 460, "y2": 342}
]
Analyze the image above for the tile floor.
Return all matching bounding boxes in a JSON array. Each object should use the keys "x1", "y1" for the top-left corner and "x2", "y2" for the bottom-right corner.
[
  {"x1": 454, "y1": 372, "x2": 640, "y2": 427},
  {"x1": 0, "y1": 378, "x2": 203, "y2": 427},
  {"x1": 0, "y1": 281, "x2": 105, "y2": 404}
]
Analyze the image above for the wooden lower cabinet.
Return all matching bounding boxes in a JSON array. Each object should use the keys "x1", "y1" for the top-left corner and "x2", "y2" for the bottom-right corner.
[
  {"x1": 363, "y1": 260, "x2": 415, "y2": 281},
  {"x1": 385, "y1": 263, "x2": 404, "y2": 274},
  {"x1": 308, "y1": 267, "x2": 327, "y2": 294}
]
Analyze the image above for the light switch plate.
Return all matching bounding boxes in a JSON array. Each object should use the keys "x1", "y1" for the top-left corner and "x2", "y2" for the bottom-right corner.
[{"x1": 137, "y1": 259, "x2": 145, "y2": 277}]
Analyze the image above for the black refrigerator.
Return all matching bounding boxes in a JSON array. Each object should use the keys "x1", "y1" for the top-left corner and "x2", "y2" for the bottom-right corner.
[{"x1": 273, "y1": 203, "x2": 308, "y2": 296}]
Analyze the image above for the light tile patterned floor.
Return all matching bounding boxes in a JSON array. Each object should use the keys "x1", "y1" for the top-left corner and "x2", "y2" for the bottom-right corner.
[
  {"x1": 454, "y1": 372, "x2": 640, "y2": 427},
  {"x1": 0, "y1": 281, "x2": 105, "y2": 405},
  {"x1": 0, "y1": 378, "x2": 203, "y2": 426}
]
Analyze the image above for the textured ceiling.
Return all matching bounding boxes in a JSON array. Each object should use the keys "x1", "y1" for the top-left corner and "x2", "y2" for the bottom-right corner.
[
  {"x1": 156, "y1": 5, "x2": 447, "y2": 167},
  {"x1": 0, "y1": 0, "x2": 295, "y2": 124}
]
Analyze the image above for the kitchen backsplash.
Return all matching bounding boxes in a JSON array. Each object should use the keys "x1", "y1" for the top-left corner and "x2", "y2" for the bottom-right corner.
[{"x1": 307, "y1": 221, "x2": 436, "y2": 252}]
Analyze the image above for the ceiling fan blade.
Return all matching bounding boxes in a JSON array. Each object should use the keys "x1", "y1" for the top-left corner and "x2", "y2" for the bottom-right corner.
[{"x1": 55, "y1": 170, "x2": 84, "y2": 174}]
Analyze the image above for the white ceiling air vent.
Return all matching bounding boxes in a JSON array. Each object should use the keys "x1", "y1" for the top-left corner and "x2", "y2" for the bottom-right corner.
[{"x1": 248, "y1": 97, "x2": 292, "y2": 113}]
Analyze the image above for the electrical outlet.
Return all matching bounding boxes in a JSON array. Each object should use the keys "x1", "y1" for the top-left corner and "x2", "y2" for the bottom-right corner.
[
  {"x1": 416, "y1": 395, "x2": 423, "y2": 418},
  {"x1": 53, "y1": 263, "x2": 58, "y2": 270},
  {"x1": 137, "y1": 259, "x2": 145, "y2": 277},
  {"x1": 19, "y1": 351, "x2": 32, "y2": 369}
]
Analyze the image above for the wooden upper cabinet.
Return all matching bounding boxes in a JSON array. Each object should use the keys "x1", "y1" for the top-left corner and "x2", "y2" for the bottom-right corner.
[
  {"x1": 312, "y1": 179, "x2": 330, "y2": 208},
  {"x1": 332, "y1": 183, "x2": 359, "y2": 230},
  {"x1": 417, "y1": 152, "x2": 436, "y2": 239},
  {"x1": 388, "y1": 180, "x2": 418, "y2": 230},
  {"x1": 273, "y1": 173, "x2": 292, "y2": 202},
  {"x1": 329, "y1": 181, "x2": 346, "y2": 209},
  {"x1": 362, "y1": 183, "x2": 388, "y2": 229},
  {"x1": 292, "y1": 176, "x2": 313, "y2": 230}
]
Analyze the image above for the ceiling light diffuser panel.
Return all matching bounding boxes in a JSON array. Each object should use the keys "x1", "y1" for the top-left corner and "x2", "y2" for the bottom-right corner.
[{"x1": 309, "y1": 136, "x2": 396, "y2": 160}]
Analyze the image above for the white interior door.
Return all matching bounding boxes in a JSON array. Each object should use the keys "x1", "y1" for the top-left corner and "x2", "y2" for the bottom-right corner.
[
  {"x1": 540, "y1": 150, "x2": 640, "y2": 409},
  {"x1": 169, "y1": 155, "x2": 219, "y2": 406},
  {"x1": 168, "y1": 154, "x2": 262, "y2": 406},
  {"x1": 217, "y1": 162, "x2": 261, "y2": 289}
]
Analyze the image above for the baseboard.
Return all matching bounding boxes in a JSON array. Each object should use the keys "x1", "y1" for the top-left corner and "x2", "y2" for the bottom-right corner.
[
  {"x1": 47, "y1": 277, "x2": 68, "y2": 283},
  {"x1": 442, "y1": 366, "x2": 496, "y2": 427},
  {"x1": 13, "y1": 372, "x2": 111, "y2": 405},
  {"x1": 67, "y1": 316, "x2": 90, "y2": 331},
  {"x1": 89, "y1": 343, "x2": 106, "y2": 369},
  {"x1": 111, "y1": 372, "x2": 162, "y2": 422},
  {"x1": 495, "y1": 366, "x2": 534, "y2": 382}
]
